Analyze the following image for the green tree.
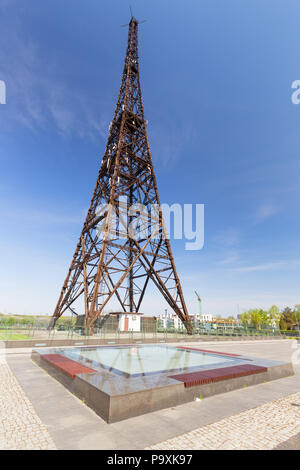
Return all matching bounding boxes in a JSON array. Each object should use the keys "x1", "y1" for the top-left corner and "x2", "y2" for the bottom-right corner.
[
  {"x1": 248, "y1": 309, "x2": 263, "y2": 328},
  {"x1": 5, "y1": 317, "x2": 16, "y2": 327},
  {"x1": 280, "y1": 307, "x2": 295, "y2": 331},
  {"x1": 268, "y1": 305, "x2": 281, "y2": 325},
  {"x1": 258, "y1": 309, "x2": 271, "y2": 326},
  {"x1": 293, "y1": 305, "x2": 300, "y2": 328},
  {"x1": 20, "y1": 317, "x2": 34, "y2": 326},
  {"x1": 240, "y1": 309, "x2": 270, "y2": 329},
  {"x1": 240, "y1": 312, "x2": 251, "y2": 325}
]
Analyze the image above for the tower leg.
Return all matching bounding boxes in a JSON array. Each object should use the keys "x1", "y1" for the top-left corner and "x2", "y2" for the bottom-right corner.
[
  {"x1": 47, "y1": 317, "x2": 57, "y2": 330},
  {"x1": 185, "y1": 319, "x2": 194, "y2": 335}
]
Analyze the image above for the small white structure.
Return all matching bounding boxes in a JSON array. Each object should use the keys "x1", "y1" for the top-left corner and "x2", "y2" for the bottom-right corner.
[{"x1": 118, "y1": 313, "x2": 141, "y2": 332}]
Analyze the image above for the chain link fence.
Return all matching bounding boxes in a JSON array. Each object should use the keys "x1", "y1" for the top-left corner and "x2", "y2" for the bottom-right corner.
[{"x1": 0, "y1": 315, "x2": 286, "y2": 343}]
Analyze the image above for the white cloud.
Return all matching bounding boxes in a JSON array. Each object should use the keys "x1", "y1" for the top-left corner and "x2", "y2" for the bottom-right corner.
[
  {"x1": 232, "y1": 260, "x2": 300, "y2": 273},
  {"x1": 0, "y1": 12, "x2": 110, "y2": 140},
  {"x1": 213, "y1": 228, "x2": 240, "y2": 247},
  {"x1": 254, "y1": 203, "x2": 281, "y2": 223},
  {"x1": 149, "y1": 117, "x2": 196, "y2": 166},
  {"x1": 0, "y1": 205, "x2": 85, "y2": 226},
  {"x1": 218, "y1": 251, "x2": 240, "y2": 265}
]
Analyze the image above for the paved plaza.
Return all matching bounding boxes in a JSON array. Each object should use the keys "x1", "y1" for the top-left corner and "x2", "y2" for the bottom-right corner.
[
  {"x1": 0, "y1": 349, "x2": 56, "y2": 450},
  {"x1": 0, "y1": 339, "x2": 299, "y2": 450},
  {"x1": 147, "y1": 391, "x2": 300, "y2": 450}
]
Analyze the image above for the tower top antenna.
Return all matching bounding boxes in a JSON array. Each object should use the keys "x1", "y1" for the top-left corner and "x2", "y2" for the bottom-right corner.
[{"x1": 121, "y1": 7, "x2": 146, "y2": 27}]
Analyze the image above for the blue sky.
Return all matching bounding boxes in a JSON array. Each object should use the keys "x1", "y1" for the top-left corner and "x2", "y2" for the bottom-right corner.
[{"x1": 0, "y1": 0, "x2": 300, "y2": 316}]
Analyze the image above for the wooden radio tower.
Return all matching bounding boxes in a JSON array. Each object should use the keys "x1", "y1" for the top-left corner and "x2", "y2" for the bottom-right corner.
[{"x1": 49, "y1": 16, "x2": 193, "y2": 334}]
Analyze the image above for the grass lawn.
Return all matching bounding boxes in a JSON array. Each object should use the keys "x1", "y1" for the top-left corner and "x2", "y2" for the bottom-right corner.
[{"x1": 0, "y1": 333, "x2": 30, "y2": 341}]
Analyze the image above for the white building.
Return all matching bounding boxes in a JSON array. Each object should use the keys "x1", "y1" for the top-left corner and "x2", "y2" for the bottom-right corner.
[
  {"x1": 157, "y1": 312, "x2": 214, "y2": 329},
  {"x1": 158, "y1": 312, "x2": 184, "y2": 330},
  {"x1": 192, "y1": 313, "x2": 213, "y2": 322}
]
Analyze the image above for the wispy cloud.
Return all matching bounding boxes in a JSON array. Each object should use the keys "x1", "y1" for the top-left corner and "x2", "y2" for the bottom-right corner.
[
  {"x1": 254, "y1": 203, "x2": 281, "y2": 223},
  {"x1": 213, "y1": 228, "x2": 240, "y2": 247},
  {"x1": 232, "y1": 260, "x2": 300, "y2": 273},
  {"x1": 0, "y1": 0, "x2": 15, "y2": 10},
  {"x1": 0, "y1": 11, "x2": 110, "y2": 140},
  {"x1": 149, "y1": 116, "x2": 196, "y2": 166},
  {"x1": 218, "y1": 251, "x2": 240, "y2": 265},
  {"x1": 0, "y1": 205, "x2": 85, "y2": 226}
]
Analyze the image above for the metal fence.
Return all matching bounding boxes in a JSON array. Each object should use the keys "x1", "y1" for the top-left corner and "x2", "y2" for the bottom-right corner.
[{"x1": 0, "y1": 318, "x2": 288, "y2": 343}]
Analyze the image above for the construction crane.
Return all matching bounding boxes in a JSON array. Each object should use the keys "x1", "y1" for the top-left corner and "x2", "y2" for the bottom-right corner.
[{"x1": 194, "y1": 291, "x2": 203, "y2": 317}]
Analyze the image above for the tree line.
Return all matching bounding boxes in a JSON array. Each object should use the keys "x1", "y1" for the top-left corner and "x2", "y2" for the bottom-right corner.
[
  {"x1": 0, "y1": 314, "x2": 74, "y2": 328},
  {"x1": 239, "y1": 305, "x2": 300, "y2": 330}
]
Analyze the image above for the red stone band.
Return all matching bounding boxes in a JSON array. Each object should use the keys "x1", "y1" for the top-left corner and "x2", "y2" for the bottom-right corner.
[
  {"x1": 169, "y1": 364, "x2": 268, "y2": 388},
  {"x1": 41, "y1": 354, "x2": 95, "y2": 379}
]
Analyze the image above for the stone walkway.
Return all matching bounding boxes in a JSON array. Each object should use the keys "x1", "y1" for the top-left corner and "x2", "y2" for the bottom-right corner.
[
  {"x1": 275, "y1": 431, "x2": 300, "y2": 450},
  {"x1": 0, "y1": 351, "x2": 56, "y2": 450},
  {"x1": 147, "y1": 392, "x2": 300, "y2": 450}
]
